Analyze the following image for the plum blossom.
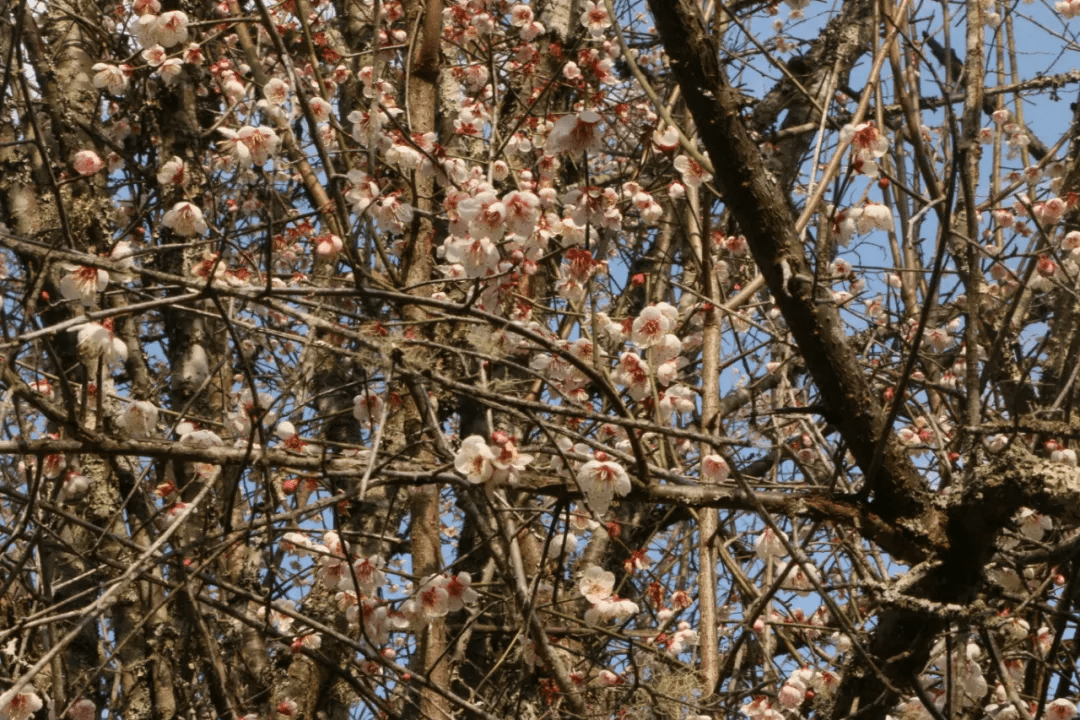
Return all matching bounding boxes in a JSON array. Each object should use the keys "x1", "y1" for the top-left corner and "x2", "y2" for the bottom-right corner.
[
  {"x1": 158, "y1": 58, "x2": 183, "y2": 85},
  {"x1": 444, "y1": 571, "x2": 479, "y2": 611},
  {"x1": 455, "y1": 435, "x2": 495, "y2": 483},
  {"x1": 754, "y1": 527, "x2": 788, "y2": 559},
  {"x1": 489, "y1": 435, "x2": 534, "y2": 484},
  {"x1": 458, "y1": 191, "x2": 508, "y2": 241},
  {"x1": 92, "y1": 63, "x2": 132, "y2": 94},
  {"x1": 60, "y1": 265, "x2": 109, "y2": 306},
  {"x1": 348, "y1": 554, "x2": 387, "y2": 595},
  {"x1": 854, "y1": 202, "x2": 893, "y2": 233},
  {"x1": 352, "y1": 390, "x2": 385, "y2": 426},
  {"x1": 701, "y1": 454, "x2": 730, "y2": 483},
  {"x1": 840, "y1": 121, "x2": 889, "y2": 177},
  {"x1": 653, "y1": 125, "x2": 680, "y2": 151},
  {"x1": 69, "y1": 698, "x2": 97, "y2": 720},
  {"x1": 579, "y1": 564, "x2": 615, "y2": 603},
  {"x1": 673, "y1": 154, "x2": 713, "y2": 188},
  {"x1": 0, "y1": 689, "x2": 43, "y2": 720},
  {"x1": 163, "y1": 202, "x2": 207, "y2": 236},
  {"x1": 585, "y1": 596, "x2": 639, "y2": 625},
  {"x1": 73, "y1": 150, "x2": 105, "y2": 176},
  {"x1": 576, "y1": 454, "x2": 631, "y2": 515},
  {"x1": 315, "y1": 234, "x2": 344, "y2": 258},
  {"x1": 546, "y1": 110, "x2": 604, "y2": 154},
  {"x1": 157, "y1": 156, "x2": 187, "y2": 186},
  {"x1": 510, "y1": 4, "x2": 533, "y2": 26},
  {"x1": 924, "y1": 326, "x2": 952, "y2": 352},
  {"x1": 418, "y1": 576, "x2": 450, "y2": 618},
  {"x1": 580, "y1": 1, "x2": 612, "y2": 37},
  {"x1": 443, "y1": 236, "x2": 500, "y2": 277},
  {"x1": 779, "y1": 561, "x2": 820, "y2": 595},
  {"x1": 632, "y1": 305, "x2": 672, "y2": 348},
  {"x1": 156, "y1": 10, "x2": 190, "y2": 47},
  {"x1": 72, "y1": 321, "x2": 127, "y2": 371},
  {"x1": 1058, "y1": 0, "x2": 1080, "y2": 17},
  {"x1": 275, "y1": 421, "x2": 317, "y2": 454},
  {"x1": 117, "y1": 400, "x2": 159, "y2": 437},
  {"x1": 1047, "y1": 699, "x2": 1078, "y2": 720}
]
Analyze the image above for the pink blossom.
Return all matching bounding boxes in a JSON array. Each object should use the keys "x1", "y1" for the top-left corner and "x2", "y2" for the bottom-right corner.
[
  {"x1": 163, "y1": 201, "x2": 207, "y2": 236},
  {"x1": 315, "y1": 234, "x2": 344, "y2": 258},
  {"x1": 580, "y1": 1, "x2": 612, "y2": 37},
  {"x1": 0, "y1": 690, "x2": 43, "y2": 720},
  {"x1": 60, "y1": 265, "x2": 109, "y2": 306},
  {"x1": 840, "y1": 121, "x2": 889, "y2": 177},
  {"x1": 142, "y1": 44, "x2": 167, "y2": 66},
  {"x1": 263, "y1": 77, "x2": 290, "y2": 105},
  {"x1": 73, "y1": 150, "x2": 105, "y2": 176},
  {"x1": 576, "y1": 456, "x2": 631, "y2": 515},
  {"x1": 132, "y1": 0, "x2": 160, "y2": 14},
  {"x1": 632, "y1": 305, "x2": 672, "y2": 348},
  {"x1": 118, "y1": 400, "x2": 159, "y2": 437},
  {"x1": 854, "y1": 202, "x2": 893, "y2": 233},
  {"x1": 579, "y1": 564, "x2": 615, "y2": 603},
  {"x1": 349, "y1": 555, "x2": 387, "y2": 594},
  {"x1": 156, "y1": 10, "x2": 190, "y2": 47},
  {"x1": 157, "y1": 156, "x2": 187, "y2": 186},
  {"x1": 701, "y1": 454, "x2": 730, "y2": 483},
  {"x1": 444, "y1": 571, "x2": 478, "y2": 611},
  {"x1": 159, "y1": 58, "x2": 183, "y2": 85},
  {"x1": 92, "y1": 63, "x2": 132, "y2": 94},
  {"x1": 754, "y1": 527, "x2": 788, "y2": 559},
  {"x1": 352, "y1": 390, "x2": 385, "y2": 426},
  {"x1": 546, "y1": 110, "x2": 604, "y2": 155},
  {"x1": 418, "y1": 576, "x2": 450, "y2": 618},
  {"x1": 444, "y1": 236, "x2": 499, "y2": 277},
  {"x1": 673, "y1": 154, "x2": 713, "y2": 187},
  {"x1": 69, "y1": 698, "x2": 97, "y2": 720},
  {"x1": 455, "y1": 435, "x2": 496, "y2": 483},
  {"x1": 1047, "y1": 699, "x2": 1078, "y2": 720},
  {"x1": 510, "y1": 4, "x2": 533, "y2": 26}
]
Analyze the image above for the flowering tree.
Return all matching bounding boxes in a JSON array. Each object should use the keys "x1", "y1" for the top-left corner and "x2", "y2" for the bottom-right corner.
[{"x1": 4, "y1": 0, "x2": 1080, "y2": 718}]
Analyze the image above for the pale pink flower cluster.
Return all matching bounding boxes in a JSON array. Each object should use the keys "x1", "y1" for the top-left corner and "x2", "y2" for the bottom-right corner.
[
  {"x1": 579, "y1": 564, "x2": 639, "y2": 624},
  {"x1": 579, "y1": 1, "x2": 612, "y2": 37},
  {"x1": 92, "y1": 62, "x2": 133, "y2": 94},
  {"x1": 399, "y1": 572, "x2": 479, "y2": 625},
  {"x1": 352, "y1": 389, "x2": 385, "y2": 426},
  {"x1": 777, "y1": 560, "x2": 820, "y2": 595},
  {"x1": 217, "y1": 125, "x2": 281, "y2": 167},
  {"x1": 631, "y1": 302, "x2": 679, "y2": 349},
  {"x1": 1057, "y1": 0, "x2": 1080, "y2": 17},
  {"x1": 840, "y1": 121, "x2": 889, "y2": 177},
  {"x1": 131, "y1": 10, "x2": 190, "y2": 48},
  {"x1": 454, "y1": 433, "x2": 534, "y2": 484},
  {"x1": 700, "y1": 454, "x2": 730, "y2": 483}
]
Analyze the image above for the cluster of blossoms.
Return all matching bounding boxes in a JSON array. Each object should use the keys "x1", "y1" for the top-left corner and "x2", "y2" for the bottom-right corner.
[
  {"x1": 840, "y1": 122, "x2": 890, "y2": 177},
  {"x1": 454, "y1": 431, "x2": 534, "y2": 485},
  {"x1": 579, "y1": 565, "x2": 639, "y2": 625}
]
